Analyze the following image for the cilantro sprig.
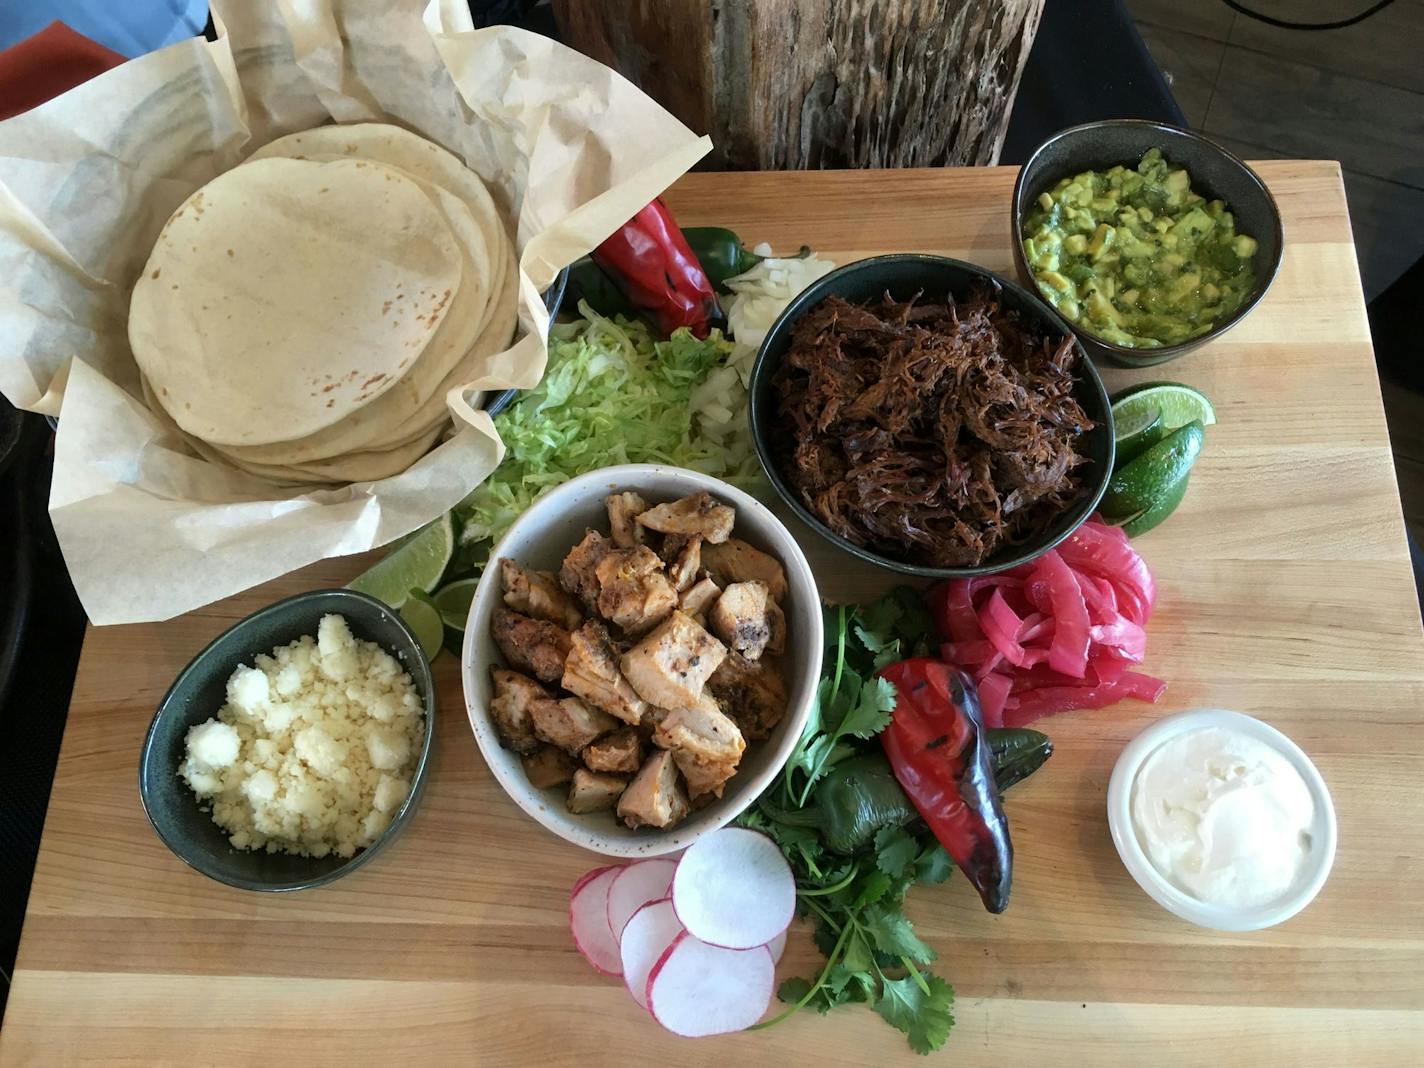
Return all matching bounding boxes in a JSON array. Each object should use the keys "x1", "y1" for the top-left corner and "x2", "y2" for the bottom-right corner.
[
  {"x1": 781, "y1": 589, "x2": 934, "y2": 808},
  {"x1": 740, "y1": 589, "x2": 956, "y2": 1055}
]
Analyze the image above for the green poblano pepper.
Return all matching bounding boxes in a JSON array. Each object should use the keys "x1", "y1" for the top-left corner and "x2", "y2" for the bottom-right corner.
[
  {"x1": 760, "y1": 729, "x2": 1054, "y2": 856},
  {"x1": 762, "y1": 751, "x2": 917, "y2": 855}
]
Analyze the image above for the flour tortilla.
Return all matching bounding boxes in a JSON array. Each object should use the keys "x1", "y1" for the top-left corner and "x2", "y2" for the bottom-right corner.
[
  {"x1": 211, "y1": 126, "x2": 516, "y2": 465},
  {"x1": 332, "y1": 236, "x2": 519, "y2": 450},
  {"x1": 247, "y1": 124, "x2": 508, "y2": 266},
  {"x1": 208, "y1": 235, "x2": 516, "y2": 480},
  {"x1": 129, "y1": 157, "x2": 462, "y2": 446},
  {"x1": 146, "y1": 237, "x2": 513, "y2": 485},
  {"x1": 208, "y1": 168, "x2": 504, "y2": 464},
  {"x1": 139, "y1": 235, "x2": 516, "y2": 485},
  {"x1": 197, "y1": 243, "x2": 515, "y2": 483},
  {"x1": 207, "y1": 242, "x2": 516, "y2": 477},
  {"x1": 206, "y1": 426, "x2": 447, "y2": 485},
  {"x1": 139, "y1": 372, "x2": 447, "y2": 485}
]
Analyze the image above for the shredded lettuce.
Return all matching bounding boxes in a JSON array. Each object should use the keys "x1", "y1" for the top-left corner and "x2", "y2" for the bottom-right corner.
[
  {"x1": 443, "y1": 251, "x2": 837, "y2": 582},
  {"x1": 455, "y1": 301, "x2": 761, "y2": 559}
]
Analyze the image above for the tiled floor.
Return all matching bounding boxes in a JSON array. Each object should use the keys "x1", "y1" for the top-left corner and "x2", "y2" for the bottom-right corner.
[
  {"x1": 1128, "y1": 0, "x2": 1424, "y2": 301},
  {"x1": 1128, "y1": 0, "x2": 1424, "y2": 551}
]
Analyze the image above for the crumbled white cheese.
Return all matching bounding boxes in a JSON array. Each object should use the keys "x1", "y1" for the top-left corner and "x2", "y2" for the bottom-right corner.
[
  {"x1": 365, "y1": 725, "x2": 411, "y2": 771},
  {"x1": 372, "y1": 774, "x2": 410, "y2": 814},
  {"x1": 185, "y1": 720, "x2": 240, "y2": 769},
  {"x1": 179, "y1": 613, "x2": 424, "y2": 859},
  {"x1": 226, "y1": 665, "x2": 270, "y2": 716}
]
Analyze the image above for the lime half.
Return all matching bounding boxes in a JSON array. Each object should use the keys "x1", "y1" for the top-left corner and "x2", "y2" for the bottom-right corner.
[
  {"x1": 1111, "y1": 382, "x2": 1217, "y2": 431},
  {"x1": 348, "y1": 513, "x2": 454, "y2": 609},
  {"x1": 1101, "y1": 420, "x2": 1204, "y2": 519},
  {"x1": 1114, "y1": 406, "x2": 1168, "y2": 470},
  {"x1": 1121, "y1": 469, "x2": 1192, "y2": 537},
  {"x1": 433, "y1": 577, "x2": 479, "y2": 632},
  {"x1": 399, "y1": 590, "x2": 446, "y2": 661}
]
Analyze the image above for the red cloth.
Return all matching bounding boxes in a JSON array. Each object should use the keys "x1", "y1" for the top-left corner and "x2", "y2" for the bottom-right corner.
[{"x1": 0, "y1": 21, "x2": 125, "y2": 120}]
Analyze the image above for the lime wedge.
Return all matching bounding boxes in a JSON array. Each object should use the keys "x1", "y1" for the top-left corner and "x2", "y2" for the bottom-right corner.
[
  {"x1": 348, "y1": 513, "x2": 454, "y2": 609},
  {"x1": 432, "y1": 577, "x2": 479, "y2": 632},
  {"x1": 1121, "y1": 469, "x2": 1192, "y2": 537},
  {"x1": 1113, "y1": 406, "x2": 1169, "y2": 470},
  {"x1": 399, "y1": 590, "x2": 446, "y2": 661},
  {"x1": 1111, "y1": 382, "x2": 1217, "y2": 431},
  {"x1": 1101, "y1": 420, "x2": 1204, "y2": 519}
]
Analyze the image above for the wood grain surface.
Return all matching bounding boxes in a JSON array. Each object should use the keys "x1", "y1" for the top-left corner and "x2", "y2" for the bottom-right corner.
[
  {"x1": 4, "y1": 163, "x2": 1422, "y2": 1066},
  {"x1": 553, "y1": 0, "x2": 1044, "y2": 169}
]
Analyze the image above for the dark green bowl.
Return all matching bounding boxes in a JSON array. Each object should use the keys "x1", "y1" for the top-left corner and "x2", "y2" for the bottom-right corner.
[
  {"x1": 748, "y1": 253, "x2": 1114, "y2": 579},
  {"x1": 1011, "y1": 119, "x2": 1284, "y2": 368},
  {"x1": 139, "y1": 589, "x2": 436, "y2": 892}
]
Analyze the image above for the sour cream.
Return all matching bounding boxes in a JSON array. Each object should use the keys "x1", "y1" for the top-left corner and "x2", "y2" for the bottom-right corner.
[{"x1": 1129, "y1": 726, "x2": 1316, "y2": 909}]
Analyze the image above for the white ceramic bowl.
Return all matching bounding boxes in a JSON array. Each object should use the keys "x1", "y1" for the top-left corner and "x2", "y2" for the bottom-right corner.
[
  {"x1": 1106, "y1": 708, "x2": 1336, "y2": 931},
  {"x1": 462, "y1": 464, "x2": 823, "y2": 858}
]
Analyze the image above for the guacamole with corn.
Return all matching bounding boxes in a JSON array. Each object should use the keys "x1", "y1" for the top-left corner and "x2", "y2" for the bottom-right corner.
[{"x1": 1022, "y1": 148, "x2": 1258, "y2": 348}]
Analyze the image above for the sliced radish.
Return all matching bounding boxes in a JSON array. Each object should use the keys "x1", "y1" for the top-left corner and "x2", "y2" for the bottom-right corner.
[
  {"x1": 572, "y1": 865, "x2": 613, "y2": 900},
  {"x1": 619, "y1": 898, "x2": 683, "y2": 1010},
  {"x1": 570, "y1": 866, "x2": 623, "y2": 976},
  {"x1": 672, "y1": 828, "x2": 795, "y2": 949},
  {"x1": 646, "y1": 931, "x2": 775, "y2": 1037},
  {"x1": 764, "y1": 928, "x2": 787, "y2": 963},
  {"x1": 606, "y1": 858, "x2": 677, "y2": 942}
]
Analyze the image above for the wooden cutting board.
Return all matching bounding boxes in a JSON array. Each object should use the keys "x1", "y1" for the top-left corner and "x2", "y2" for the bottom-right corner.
[{"x1": 3, "y1": 163, "x2": 1422, "y2": 1066}]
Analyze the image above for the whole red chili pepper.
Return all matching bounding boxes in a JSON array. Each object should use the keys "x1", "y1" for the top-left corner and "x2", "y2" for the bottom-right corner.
[
  {"x1": 879, "y1": 658, "x2": 1013, "y2": 913},
  {"x1": 589, "y1": 197, "x2": 722, "y2": 338}
]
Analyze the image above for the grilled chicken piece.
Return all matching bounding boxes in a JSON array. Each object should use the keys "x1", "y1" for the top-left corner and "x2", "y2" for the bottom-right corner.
[
  {"x1": 501, "y1": 559, "x2": 582, "y2": 631},
  {"x1": 678, "y1": 576, "x2": 722, "y2": 621},
  {"x1": 531, "y1": 695, "x2": 619, "y2": 756},
  {"x1": 654, "y1": 692, "x2": 746, "y2": 765},
  {"x1": 674, "y1": 750, "x2": 738, "y2": 800},
  {"x1": 636, "y1": 492, "x2": 735, "y2": 544},
  {"x1": 606, "y1": 491, "x2": 648, "y2": 548},
  {"x1": 708, "y1": 580, "x2": 773, "y2": 660},
  {"x1": 563, "y1": 621, "x2": 649, "y2": 725},
  {"x1": 560, "y1": 529, "x2": 614, "y2": 614},
  {"x1": 489, "y1": 668, "x2": 547, "y2": 753},
  {"x1": 701, "y1": 538, "x2": 788, "y2": 602},
  {"x1": 654, "y1": 693, "x2": 746, "y2": 800},
  {"x1": 594, "y1": 545, "x2": 678, "y2": 637},
  {"x1": 582, "y1": 727, "x2": 643, "y2": 775},
  {"x1": 521, "y1": 745, "x2": 579, "y2": 789},
  {"x1": 617, "y1": 749, "x2": 689, "y2": 829},
  {"x1": 766, "y1": 598, "x2": 786, "y2": 656},
  {"x1": 621, "y1": 611, "x2": 727, "y2": 711},
  {"x1": 661, "y1": 534, "x2": 703, "y2": 593},
  {"x1": 491, "y1": 607, "x2": 571, "y2": 686},
  {"x1": 708, "y1": 652, "x2": 788, "y2": 740},
  {"x1": 567, "y1": 769, "x2": 629, "y2": 814}
]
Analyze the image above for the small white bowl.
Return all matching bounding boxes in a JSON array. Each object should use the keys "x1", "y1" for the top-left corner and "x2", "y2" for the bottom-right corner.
[
  {"x1": 461, "y1": 464, "x2": 823, "y2": 858},
  {"x1": 1106, "y1": 708, "x2": 1336, "y2": 931}
]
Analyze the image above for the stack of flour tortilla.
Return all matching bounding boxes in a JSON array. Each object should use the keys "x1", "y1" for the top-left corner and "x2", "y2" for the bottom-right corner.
[{"x1": 129, "y1": 124, "x2": 518, "y2": 485}]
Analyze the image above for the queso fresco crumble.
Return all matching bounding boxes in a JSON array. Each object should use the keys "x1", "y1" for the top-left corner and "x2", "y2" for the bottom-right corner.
[{"x1": 180, "y1": 613, "x2": 425, "y2": 858}]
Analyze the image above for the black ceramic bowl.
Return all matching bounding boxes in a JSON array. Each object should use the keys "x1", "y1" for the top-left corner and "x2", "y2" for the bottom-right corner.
[
  {"x1": 749, "y1": 254, "x2": 1114, "y2": 579},
  {"x1": 1011, "y1": 119, "x2": 1284, "y2": 368},
  {"x1": 139, "y1": 589, "x2": 436, "y2": 892}
]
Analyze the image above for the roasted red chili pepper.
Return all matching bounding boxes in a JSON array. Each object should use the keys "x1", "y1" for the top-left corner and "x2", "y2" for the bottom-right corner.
[
  {"x1": 879, "y1": 658, "x2": 1013, "y2": 913},
  {"x1": 589, "y1": 197, "x2": 722, "y2": 338}
]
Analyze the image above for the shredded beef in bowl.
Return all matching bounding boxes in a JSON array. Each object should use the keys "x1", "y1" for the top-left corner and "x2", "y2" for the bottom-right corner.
[{"x1": 769, "y1": 287, "x2": 1095, "y2": 569}]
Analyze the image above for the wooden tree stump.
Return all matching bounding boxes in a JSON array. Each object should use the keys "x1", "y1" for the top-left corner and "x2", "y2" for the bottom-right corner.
[{"x1": 554, "y1": 0, "x2": 1045, "y2": 170}]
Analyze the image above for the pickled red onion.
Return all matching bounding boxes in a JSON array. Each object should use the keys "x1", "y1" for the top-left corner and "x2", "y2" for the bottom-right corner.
[{"x1": 928, "y1": 517, "x2": 1165, "y2": 726}]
